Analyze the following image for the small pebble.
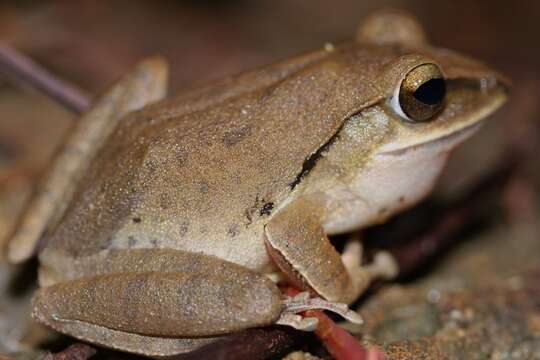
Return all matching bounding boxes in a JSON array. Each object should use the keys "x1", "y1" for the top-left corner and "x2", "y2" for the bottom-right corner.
[{"x1": 426, "y1": 289, "x2": 441, "y2": 303}]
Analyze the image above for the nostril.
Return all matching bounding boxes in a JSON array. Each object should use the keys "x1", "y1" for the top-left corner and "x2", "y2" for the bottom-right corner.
[
  {"x1": 480, "y1": 75, "x2": 511, "y2": 95},
  {"x1": 480, "y1": 77, "x2": 498, "y2": 94}
]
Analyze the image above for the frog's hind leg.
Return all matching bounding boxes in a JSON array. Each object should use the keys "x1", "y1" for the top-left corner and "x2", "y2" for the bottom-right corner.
[
  {"x1": 35, "y1": 248, "x2": 366, "y2": 356},
  {"x1": 5, "y1": 58, "x2": 168, "y2": 263},
  {"x1": 32, "y1": 249, "x2": 284, "y2": 357}
]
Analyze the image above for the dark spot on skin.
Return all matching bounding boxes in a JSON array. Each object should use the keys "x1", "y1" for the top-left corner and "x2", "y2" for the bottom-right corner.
[
  {"x1": 99, "y1": 235, "x2": 114, "y2": 250},
  {"x1": 290, "y1": 131, "x2": 341, "y2": 190},
  {"x1": 228, "y1": 224, "x2": 239, "y2": 238},
  {"x1": 200, "y1": 226, "x2": 208, "y2": 234},
  {"x1": 233, "y1": 173, "x2": 243, "y2": 185},
  {"x1": 199, "y1": 180, "x2": 209, "y2": 194},
  {"x1": 179, "y1": 221, "x2": 189, "y2": 237},
  {"x1": 399, "y1": 196, "x2": 406, "y2": 204},
  {"x1": 122, "y1": 276, "x2": 147, "y2": 319},
  {"x1": 150, "y1": 238, "x2": 158, "y2": 247},
  {"x1": 132, "y1": 217, "x2": 142, "y2": 224},
  {"x1": 128, "y1": 236, "x2": 137, "y2": 247},
  {"x1": 175, "y1": 147, "x2": 187, "y2": 166},
  {"x1": 222, "y1": 126, "x2": 252, "y2": 147},
  {"x1": 245, "y1": 209, "x2": 253, "y2": 224},
  {"x1": 318, "y1": 92, "x2": 329, "y2": 105},
  {"x1": 245, "y1": 194, "x2": 273, "y2": 225},
  {"x1": 378, "y1": 208, "x2": 388, "y2": 215},
  {"x1": 159, "y1": 193, "x2": 173, "y2": 209},
  {"x1": 244, "y1": 195, "x2": 258, "y2": 225},
  {"x1": 144, "y1": 158, "x2": 159, "y2": 174},
  {"x1": 259, "y1": 202, "x2": 274, "y2": 216}
]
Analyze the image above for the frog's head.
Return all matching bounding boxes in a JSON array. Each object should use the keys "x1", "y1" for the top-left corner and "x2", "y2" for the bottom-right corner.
[
  {"x1": 354, "y1": 9, "x2": 509, "y2": 155},
  {"x1": 320, "y1": 10, "x2": 509, "y2": 233}
]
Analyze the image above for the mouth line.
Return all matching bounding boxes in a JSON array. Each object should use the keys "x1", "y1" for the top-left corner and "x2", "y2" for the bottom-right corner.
[{"x1": 378, "y1": 121, "x2": 483, "y2": 156}]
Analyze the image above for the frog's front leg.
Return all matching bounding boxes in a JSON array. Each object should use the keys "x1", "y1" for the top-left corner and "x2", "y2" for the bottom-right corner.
[
  {"x1": 265, "y1": 198, "x2": 398, "y2": 304},
  {"x1": 341, "y1": 237, "x2": 399, "y2": 293}
]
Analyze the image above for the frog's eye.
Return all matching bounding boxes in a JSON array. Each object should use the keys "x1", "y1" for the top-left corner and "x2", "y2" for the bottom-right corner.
[{"x1": 391, "y1": 63, "x2": 446, "y2": 122}]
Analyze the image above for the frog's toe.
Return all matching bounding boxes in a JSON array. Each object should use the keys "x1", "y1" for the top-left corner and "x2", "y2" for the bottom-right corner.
[
  {"x1": 282, "y1": 293, "x2": 363, "y2": 325},
  {"x1": 276, "y1": 313, "x2": 318, "y2": 331},
  {"x1": 343, "y1": 245, "x2": 399, "y2": 297},
  {"x1": 367, "y1": 251, "x2": 399, "y2": 280},
  {"x1": 341, "y1": 240, "x2": 363, "y2": 269}
]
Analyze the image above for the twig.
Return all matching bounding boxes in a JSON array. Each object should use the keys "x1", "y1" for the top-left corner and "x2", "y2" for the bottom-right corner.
[
  {"x1": 167, "y1": 327, "x2": 306, "y2": 360},
  {"x1": 43, "y1": 343, "x2": 96, "y2": 360},
  {"x1": 0, "y1": 44, "x2": 90, "y2": 113}
]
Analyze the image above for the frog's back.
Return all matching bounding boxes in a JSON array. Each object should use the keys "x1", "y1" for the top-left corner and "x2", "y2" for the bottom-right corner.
[{"x1": 41, "y1": 45, "x2": 390, "y2": 271}]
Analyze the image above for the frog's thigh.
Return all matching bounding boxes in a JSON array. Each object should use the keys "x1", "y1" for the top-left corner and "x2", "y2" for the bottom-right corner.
[
  {"x1": 7, "y1": 57, "x2": 168, "y2": 264},
  {"x1": 265, "y1": 198, "x2": 376, "y2": 305},
  {"x1": 32, "y1": 256, "x2": 282, "y2": 357}
]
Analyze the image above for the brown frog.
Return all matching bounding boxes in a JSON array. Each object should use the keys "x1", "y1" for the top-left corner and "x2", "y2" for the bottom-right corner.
[{"x1": 5, "y1": 10, "x2": 508, "y2": 357}]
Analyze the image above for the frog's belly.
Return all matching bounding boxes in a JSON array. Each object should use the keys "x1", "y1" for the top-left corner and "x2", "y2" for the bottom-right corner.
[
  {"x1": 39, "y1": 224, "x2": 276, "y2": 287},
  {"x1": 111, "y1": 220, "x2": 276, "y2": 274}
]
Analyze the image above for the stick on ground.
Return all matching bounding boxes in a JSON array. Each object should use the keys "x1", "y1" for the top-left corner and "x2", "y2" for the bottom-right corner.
[{"x1": 0, "y1": 44, "x2": 90, "y2": 113}]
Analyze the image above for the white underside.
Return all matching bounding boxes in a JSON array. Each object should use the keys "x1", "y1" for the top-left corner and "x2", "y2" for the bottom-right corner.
[{"x1": 322, "y1": 123, "x2": 481, "y2": 234}]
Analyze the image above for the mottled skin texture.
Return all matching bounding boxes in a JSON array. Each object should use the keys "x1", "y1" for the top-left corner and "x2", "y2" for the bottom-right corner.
[
  {"x1": 7, "y1": 10, "x2": 508, "y2": 358},
  {"x1": 41, "y1": 44, "x2": 391, "y2": 272},
  {"x1": 40, "y1": 43, "x2": 504, "y2": 278}
]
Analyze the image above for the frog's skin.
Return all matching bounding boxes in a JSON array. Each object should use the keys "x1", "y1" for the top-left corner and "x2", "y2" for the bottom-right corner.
[{"x1": 6, "y1": 10, "x2": 507, "y2": 357}]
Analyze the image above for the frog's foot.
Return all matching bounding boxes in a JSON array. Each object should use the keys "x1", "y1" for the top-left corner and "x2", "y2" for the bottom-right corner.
[
  {"x1": 32, "y1": 249, "x2": 287, "y2": 357},
  {"x1": 342, "y1": 240, "x2": 399, "y2": 294},
  {"x1": 366, "y1": 250, "x2": 399, "y2": 280},
  {"x1": 276, "y1": 313, "x2": 318, "y2": 331},
  {"x1": 281, "y1": 291, "x2": 363, "y2": 326},
  {"x1": 341, "y1": 240, "x2": 363, "y2": 269}
]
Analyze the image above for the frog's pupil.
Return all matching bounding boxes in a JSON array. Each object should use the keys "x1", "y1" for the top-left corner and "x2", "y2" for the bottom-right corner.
[{"x1": 413, "y1": 78, "x2": 446, "y2": 105}]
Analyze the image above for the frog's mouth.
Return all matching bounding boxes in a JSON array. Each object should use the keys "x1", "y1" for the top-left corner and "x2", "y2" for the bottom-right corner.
[{"x1": 378, "y1": 121, "x2": 483, "y2": 156}]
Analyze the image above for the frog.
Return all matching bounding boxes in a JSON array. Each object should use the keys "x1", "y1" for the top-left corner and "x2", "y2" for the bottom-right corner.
[{"x1": 5, "y1": 9, "x2": 508, "y2": 358}]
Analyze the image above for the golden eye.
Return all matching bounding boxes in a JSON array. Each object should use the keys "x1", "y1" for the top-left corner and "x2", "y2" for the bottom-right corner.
[{"x1": 392, "y1": 63, "x2": 446, "y2": 122}]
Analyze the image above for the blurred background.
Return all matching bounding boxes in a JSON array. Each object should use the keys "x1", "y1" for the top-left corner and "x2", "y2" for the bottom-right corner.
[{"x1": 0, "y1": 1, "x2": 538, "y2": 359}]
